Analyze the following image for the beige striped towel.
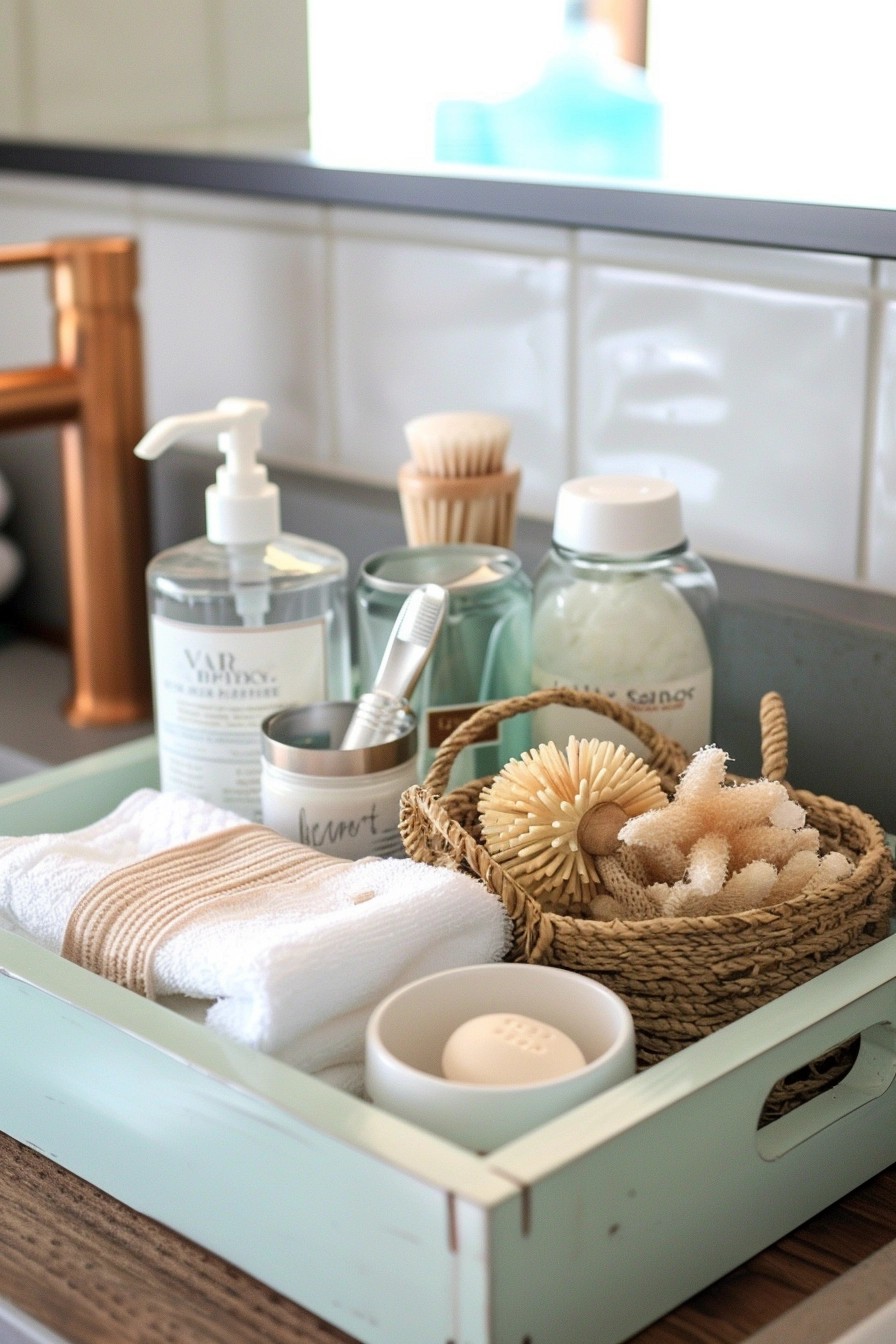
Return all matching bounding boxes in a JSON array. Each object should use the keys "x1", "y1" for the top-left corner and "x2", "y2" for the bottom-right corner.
[{"x1": 0, "y1": 789, "x2": 510, "y2": 1093}]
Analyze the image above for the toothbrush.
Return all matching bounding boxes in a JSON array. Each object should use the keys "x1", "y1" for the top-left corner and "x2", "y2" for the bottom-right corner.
[{"x1": 340, "y1": 584, "x2": 449, "y2": 750}]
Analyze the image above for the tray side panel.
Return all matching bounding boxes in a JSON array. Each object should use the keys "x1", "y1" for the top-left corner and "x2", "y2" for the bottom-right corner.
[
  {"x1": 0, "y1": 740, "x2": 527, "y2": 1344},
  {"x1": 487, "y1": 957, "x2": 896, "y2": 1344},
  {"x1": 0, "y1": 971, "x2": 484, "y2": 1344},
  {"x1": 0, "y1": 737, "x2": 160, "y2": 834}
]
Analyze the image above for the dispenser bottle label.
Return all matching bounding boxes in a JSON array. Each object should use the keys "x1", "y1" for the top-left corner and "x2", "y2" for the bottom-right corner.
[{"x1": 151, "y1": 616, "x2": 326, "y2": 821}]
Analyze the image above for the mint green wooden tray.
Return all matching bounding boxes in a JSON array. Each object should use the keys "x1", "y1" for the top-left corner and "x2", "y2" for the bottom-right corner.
[{"x1": 1, "y1": 739, "x2": 895, "y2": 1344}]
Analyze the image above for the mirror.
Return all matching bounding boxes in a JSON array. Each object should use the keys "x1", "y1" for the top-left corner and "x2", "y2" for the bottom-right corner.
[{"x1": 1, "y1": 0, "x2": 895, "y2": 255}]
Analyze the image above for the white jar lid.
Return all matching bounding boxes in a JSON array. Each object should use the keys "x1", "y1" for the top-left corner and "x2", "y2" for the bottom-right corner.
[{"x1": 553, "y1": 475, "x2": 685, "y2": 556}]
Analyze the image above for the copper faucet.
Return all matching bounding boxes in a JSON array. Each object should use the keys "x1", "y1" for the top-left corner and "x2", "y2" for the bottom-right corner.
[{"x1": 0, "y1": 236, "x2": 152, "y2": 726}]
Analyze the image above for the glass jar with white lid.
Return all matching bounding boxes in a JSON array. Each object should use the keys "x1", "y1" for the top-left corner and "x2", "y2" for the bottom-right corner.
[{"x1": 532, "y1": 476, "x2": 717, "y2": 757}]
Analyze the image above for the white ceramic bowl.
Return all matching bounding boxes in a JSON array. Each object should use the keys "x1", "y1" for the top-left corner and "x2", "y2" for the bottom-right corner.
[{"x1": 365, "y1": 962, "x2": 636, "y2": 1152}]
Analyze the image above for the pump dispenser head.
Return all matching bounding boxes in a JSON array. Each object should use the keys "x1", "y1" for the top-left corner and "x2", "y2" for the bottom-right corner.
[{"x1": 134, "y1": 398, "x2": 280, "y2": 545}]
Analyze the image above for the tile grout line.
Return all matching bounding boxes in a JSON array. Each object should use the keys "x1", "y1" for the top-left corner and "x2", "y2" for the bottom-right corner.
[
  {"x1": 573, "y1": 249, "x2": 875, "y2": 300},
  {"x1": 566, "y1": 229, "x2": 581, "y2": 479},
  {"x1": 854, "y1": 258, "x2": 886, "y2": 583},
  {"x1": 320, "y1": 205, "x2": 342, "y2": 470}
]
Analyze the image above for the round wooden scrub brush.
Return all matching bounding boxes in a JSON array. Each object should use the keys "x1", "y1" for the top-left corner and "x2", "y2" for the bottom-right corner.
[
  {"x1": 398, "y1": 410, "x2": 521, "y2": 547},
  {"x1": 478, "y1": 736, "x2": 668, "y2": 911}
]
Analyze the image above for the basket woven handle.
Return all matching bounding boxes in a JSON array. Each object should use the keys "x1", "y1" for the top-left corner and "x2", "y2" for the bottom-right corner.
[
  {"x1": 759, "y1": 691, "x2": 789, "y2": 782},
  {"x1": 421, "y1": 685, "x2": 691, "y2": 799}
]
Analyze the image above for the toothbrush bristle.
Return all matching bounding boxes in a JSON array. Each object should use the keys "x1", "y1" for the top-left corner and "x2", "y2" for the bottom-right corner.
[{"x1": 397, "y1": 587, "x2": 445, "y2": 644}]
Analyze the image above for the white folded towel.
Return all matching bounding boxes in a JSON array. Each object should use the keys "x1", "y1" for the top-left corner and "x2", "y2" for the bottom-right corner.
[{"x1": 0, "y1": 789, "x2": 510, "y2": 1093}]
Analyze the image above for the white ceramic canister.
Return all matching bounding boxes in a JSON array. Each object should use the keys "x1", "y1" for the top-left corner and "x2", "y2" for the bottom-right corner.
[{"x1": 261, "y1": 702, "x2": 418, "y2": 860}]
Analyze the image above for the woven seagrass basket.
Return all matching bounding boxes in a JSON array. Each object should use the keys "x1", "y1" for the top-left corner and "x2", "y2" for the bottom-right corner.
[{"x1": 400, "y1": 687, "x2": 896, "y2": 1116}]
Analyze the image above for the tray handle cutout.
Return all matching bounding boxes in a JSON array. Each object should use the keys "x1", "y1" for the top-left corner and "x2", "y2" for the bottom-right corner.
[{"x1": 757, "y1": 1020, "x2": 896, "y2": 1161}]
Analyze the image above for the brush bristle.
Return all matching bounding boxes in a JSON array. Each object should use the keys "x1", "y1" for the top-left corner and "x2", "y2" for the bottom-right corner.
[
  {"x1": 397, "y1": 585, "x2": 446, "y2": 644},
  {"x1": 479, "y1": 736, "x2": 667, "y2": 909},
  {"x1": 404, "y1": 411, "x2": 512, "y2": 477}
]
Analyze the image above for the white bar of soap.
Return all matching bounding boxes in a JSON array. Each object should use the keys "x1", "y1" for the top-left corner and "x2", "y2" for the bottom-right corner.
[{"x1": 441, "y1": 1012, "x2": 587, "y2": 1086}]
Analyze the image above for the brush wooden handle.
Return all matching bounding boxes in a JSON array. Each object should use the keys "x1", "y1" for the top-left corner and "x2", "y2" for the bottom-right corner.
[
  {"x1": 397, "y1": 461, "x2": 520, "y2": 546},
  {"x1": 397, "y1": 462, "x2": 520, "y2": 501}
]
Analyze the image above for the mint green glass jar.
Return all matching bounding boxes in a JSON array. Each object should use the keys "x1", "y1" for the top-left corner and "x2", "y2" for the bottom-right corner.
[{"x1": 355, "y1": 545, "x2": 532, "y2": 789}]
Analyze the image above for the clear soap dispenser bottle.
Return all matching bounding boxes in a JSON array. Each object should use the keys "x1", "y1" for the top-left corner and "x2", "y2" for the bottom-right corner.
[{"x1": 135, "y1": 398, "x2": 351, "y2": 820}]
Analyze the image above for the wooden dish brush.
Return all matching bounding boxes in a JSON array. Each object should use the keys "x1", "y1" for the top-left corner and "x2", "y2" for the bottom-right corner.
[{"x1": 478, "y1": 735, "x2": 668, "y2": 914}]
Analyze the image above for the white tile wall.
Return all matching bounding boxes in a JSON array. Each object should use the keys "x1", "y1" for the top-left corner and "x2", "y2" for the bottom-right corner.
[
  {"x1": 575, "y1": 248, "x2": 870, "y2": 582},
  {"x1": 0, "y1": 171, "x2": 890, "y2": 597},
  {"x1": 330, "y1": 221, "x2": 570, "y2": 514},
  {"x1": 135, "y1": 190, "x2": 329, "y2": 461},
  {"x1": 330, "y1": 206, "x2": 568, "y2": 256},
  {"x1": 0, "y1": 174, "x2": 136, "y2": 367},
  {"x1": 577, "y1": 227, "x2": 873, "y2": 287}
]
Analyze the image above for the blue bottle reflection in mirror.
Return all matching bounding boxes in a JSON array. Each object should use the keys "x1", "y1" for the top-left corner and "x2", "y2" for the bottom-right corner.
[{"x1": 435, "y1": 5, "x2": 660, "y2": 180}]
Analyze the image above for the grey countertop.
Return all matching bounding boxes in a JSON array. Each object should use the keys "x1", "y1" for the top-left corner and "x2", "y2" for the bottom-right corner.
[{"x1": 0, "y1": 636, "x2": 152, "y2": 776}]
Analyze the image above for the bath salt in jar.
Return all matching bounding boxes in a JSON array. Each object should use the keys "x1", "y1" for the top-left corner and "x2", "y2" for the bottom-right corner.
[{"x1": 532, "y1": 476, "x2": 717, "y2": 757}]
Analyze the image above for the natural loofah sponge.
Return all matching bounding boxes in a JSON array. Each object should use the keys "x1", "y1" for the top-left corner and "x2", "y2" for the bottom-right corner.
[
  {"x1": 615, "y1": 746, "x2": 854, "y2": 917},
  {"x1": 479, "y1": 736, "x2": 667, "y2": 911}
]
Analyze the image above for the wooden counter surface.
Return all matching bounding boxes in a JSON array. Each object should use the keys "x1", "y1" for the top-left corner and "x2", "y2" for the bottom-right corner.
[{"x1": 2, "y1": 1132, "x2": 894, "y2": 1344}]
